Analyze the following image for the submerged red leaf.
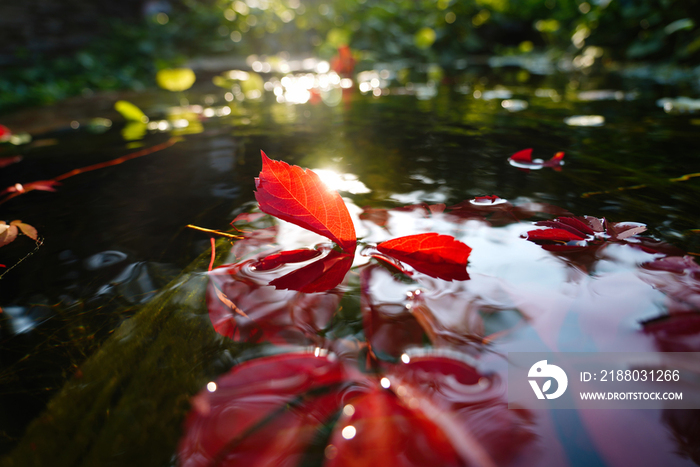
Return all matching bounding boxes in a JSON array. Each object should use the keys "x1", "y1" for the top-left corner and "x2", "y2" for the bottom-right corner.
[
  {"x1": 377, "y1": 233, "x2": 471, "y2": 281},
  {"x1": 255, "y1": 151, "x2": 356, "y2": 253},
  {"x1": 270, "y1": 249, "x2": 354, "y2": 293}
]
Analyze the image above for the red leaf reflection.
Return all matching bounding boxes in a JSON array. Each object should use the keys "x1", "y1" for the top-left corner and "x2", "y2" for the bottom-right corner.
[
  {"x1": 207, "y1": 260, "x2": 340, "y2": 343},
  {"x1": 179, "y1": 351, "x2": 534, "y2": 467},
  {"x1": 252, "y1": 248, "x2": 321, "y2": 271},
  {"x1": 178, "y1": 353, "x2": 347, "y2": 467},
  {"x1": 377, "y1": 233, "x2": 471, "y2": 281},
  {"x1": 270, "y1": 249, "x2": 354, "y2": 293},
  {"x1": 255, "y1": 151, "x2": 357, "y2": 254},
  {"x1": 325, "y1": 389, "x2": 462, "y2": 467}
]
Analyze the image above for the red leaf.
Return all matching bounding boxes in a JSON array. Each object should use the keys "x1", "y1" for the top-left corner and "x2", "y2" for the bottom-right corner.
[
  {"x1": 270, "y1": 249, "x2": 353, "y2": 293},
  {"x1": 0, "y1": 222, "x2": 18, "y2": 247},
  {"x1": 509, "y1": 148, "x2": 533, "y2": 163},
  {"x1": 10, "y1": 220, "x2": 38, "y2": 241},
  {"x1": 535, "y1": 217, "x2": 593, "y2": 237},
  {"x1": 525, "y1": 228, "x2": 586, "y2": 243},
  {"x1": 608, "y1": 221, "x2": 647, "y2": 240},
  {"x1": 377, "y1": 233, "x2": 471, "y2": 281},
  {"x1": 252, "y1": 248, "x2": 321, "y2": 271},
  {"x1": 254, "y1": 151, "x2": 356, "y2": 253}
]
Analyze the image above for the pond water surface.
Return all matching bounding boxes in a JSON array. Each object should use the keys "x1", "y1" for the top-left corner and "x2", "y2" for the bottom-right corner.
[{"x1": 1, "y1": 59, "x2": 700, "y2": 467}]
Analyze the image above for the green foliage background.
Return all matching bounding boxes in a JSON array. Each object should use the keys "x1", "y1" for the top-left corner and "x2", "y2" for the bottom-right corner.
[{"x1": 1, "y1": 0, "x2": 699, "y2": 112}]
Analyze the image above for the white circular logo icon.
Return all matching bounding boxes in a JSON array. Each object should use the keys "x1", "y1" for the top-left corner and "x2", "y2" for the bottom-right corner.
[{"x1": 528, "y1": 360, "x2": 568, "y2": 400}]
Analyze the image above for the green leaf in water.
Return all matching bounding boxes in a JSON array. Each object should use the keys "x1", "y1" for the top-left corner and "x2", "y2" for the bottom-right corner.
[{"x1": 114, "y1": 100, "x2": 149, "y2": 123}]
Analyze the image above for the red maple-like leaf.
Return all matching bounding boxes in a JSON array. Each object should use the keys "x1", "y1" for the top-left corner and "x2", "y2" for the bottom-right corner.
[
  {"x1": 377, "y1": 233, "x2": 471, "y2": 281},
  {"x1": 255, "y1": 151, "x2": 357, "y2": 254}
]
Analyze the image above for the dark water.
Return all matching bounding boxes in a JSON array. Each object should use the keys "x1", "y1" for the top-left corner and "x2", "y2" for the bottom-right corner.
[{"x1": 1, "y1": 60, "x2": 700, "y2": 466}]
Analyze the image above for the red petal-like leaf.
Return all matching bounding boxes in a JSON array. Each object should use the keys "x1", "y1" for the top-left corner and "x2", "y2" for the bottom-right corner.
[
  {"x1": 10, "y1": 220, "x2": 38, "y2": 241},
  {"x1": 535, "y1": 217, "x2": 593, "y2": 237},
  {"x1": 509, "y1": 148, "x2": 533, "y2": 163},
  {"x1": 270, "y1": 249, "x2": 353, "y2": 293},
  {"x1": 377, "y1": 233, "x2": 471, "y2": 281},
  {"x1": 608, "y1": 221, "x2": 647, "y2": 240},
  {"x1": 525, "y1": 228, "x2": 585, "y2": 243},
  {"x1": 254, "y1": 151, "x2": 356, "y2": 253},
  {"x1": 252, "y1": 248, "x2": 321, "y2": 271},
  {"x1": 178, "y1": 353, "x2": 347, "y2": 467},
  {"x1": 0, "y1": 222, "x2": 18, "y2": 247}
]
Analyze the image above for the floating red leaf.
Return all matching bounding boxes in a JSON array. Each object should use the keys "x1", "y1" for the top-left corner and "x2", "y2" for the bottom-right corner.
[
  {"x1": 255, "y1": 151, "x2": 356, "y2": 254},
  {"x1": 509, "y1": 148, "x2": 533, "y2": 163},
  {"x1": 377, "y1": 233, "x2": 471, "y2": 281},
  {"x1": 508, "y1": 148, "x2": 565, "y2": 170},
  {"x1": 525, "y1": 228, "x2": 586, "y2": 243},
  {"x1": 270, "y1": 249, "x2": 354, "y2": 293},
  {"x1": 252, "y1": 248, "x2": 321, "y2": 271}
]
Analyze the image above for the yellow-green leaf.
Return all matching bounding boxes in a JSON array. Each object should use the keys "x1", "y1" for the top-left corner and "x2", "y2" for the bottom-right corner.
[
  {"x1": 114, "y1": 101, "x2": 149, "y2": 123},
  {"x1": 157, "y1": 68, "x2": 197, "y2": 92}
]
